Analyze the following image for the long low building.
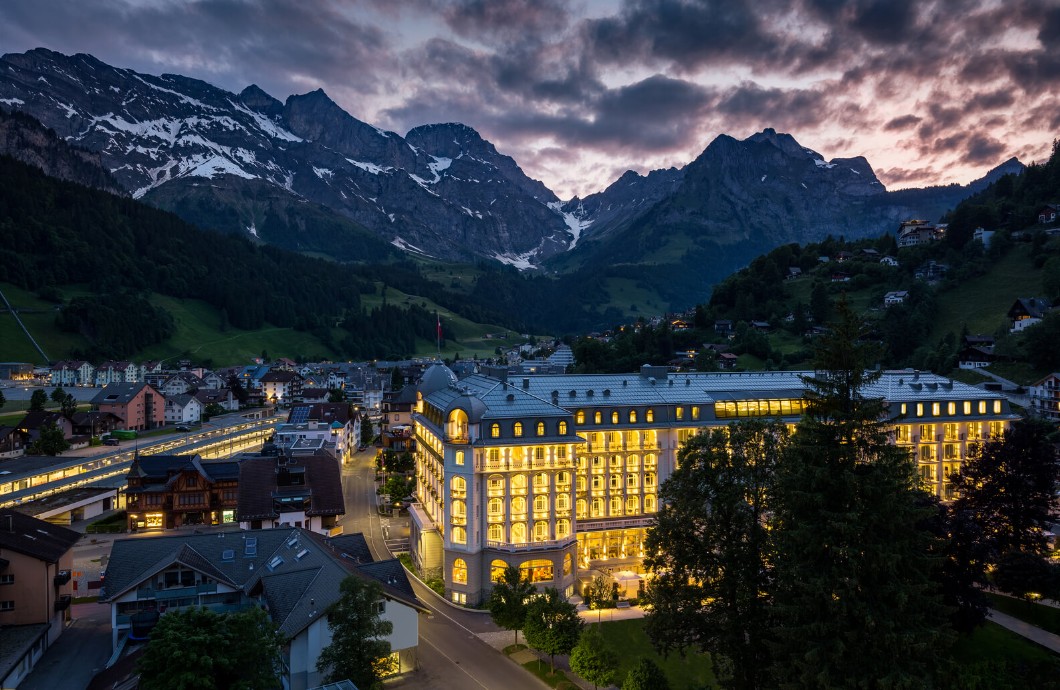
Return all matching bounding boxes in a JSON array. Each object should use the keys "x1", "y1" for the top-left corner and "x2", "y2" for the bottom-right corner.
[{"x1": 408, "y1": 364, "x2": 1017, "y2": 606}]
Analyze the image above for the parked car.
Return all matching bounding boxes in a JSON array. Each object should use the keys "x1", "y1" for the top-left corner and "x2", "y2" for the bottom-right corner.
[
  {"x1": 103, "y1": 438, "x2": 120, "y2": 446},
  {"x1": 175, "y1": 425, "x2": 190, "y2": 432}
]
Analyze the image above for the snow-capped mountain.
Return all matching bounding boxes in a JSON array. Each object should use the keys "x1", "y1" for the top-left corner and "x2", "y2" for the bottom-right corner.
[{"x1": 0, "y1": 48, "x2": 574, "y2": 264}]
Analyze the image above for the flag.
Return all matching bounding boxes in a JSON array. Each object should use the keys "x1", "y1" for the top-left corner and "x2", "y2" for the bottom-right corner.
[{"x1": 436, "y1": 313, "x2": 442, "y2": 343}]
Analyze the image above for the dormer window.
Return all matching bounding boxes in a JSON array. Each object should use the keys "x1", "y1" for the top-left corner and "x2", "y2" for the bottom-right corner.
[
  {"x1": 514, "y1": 422, "x2": 523, "y2": 437},
  {"x1": 536, "y1": 422, "x2": 545, "y2": 436},
  {"x1": 491, "y1": 423, "x2": 500, "y2": 438}
]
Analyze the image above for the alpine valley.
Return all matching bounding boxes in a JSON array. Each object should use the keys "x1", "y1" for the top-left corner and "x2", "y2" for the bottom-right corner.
[{"x1": 0, "y1": 48, "x2": 1025, "y2": 332}]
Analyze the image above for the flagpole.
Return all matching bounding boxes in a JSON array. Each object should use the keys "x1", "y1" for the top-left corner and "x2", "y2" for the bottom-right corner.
[{"x1": 436, "y1": 311, "x2": 441, "y2": 360}]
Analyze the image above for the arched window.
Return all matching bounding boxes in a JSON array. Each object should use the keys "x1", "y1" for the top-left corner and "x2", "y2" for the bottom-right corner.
[
  {"x1": 451, "y1": 526, "x2": 467, "y2": 544},
  {"x1": 533, "y1": 472, "x2": 549, "y2": 491},
  {"x1": 533, "y1": 495, "x2": 548, "y2": 513},
  {"x1": 610, "y1": 496, "x2": 623, "y2": 515},
  {"x1": 644, "y1": 495, "x2": 657, "y2": 513},
  {"x1": 455, "y1": 451, "x2": 465, "y2": 466},
  {"x1": 627, "y1": 455, "x2": 640, "y2": 470},
  {"x1": 556, "y1": 471, "x2": 571, "y2": 487},
  {"x1": 451, "y1": 476, "x2": 466, "y2": 496},
  {"x1": 488, "y1": 474, "x2": 505, "y2": 494},
  {"x1": 610, "y1": 474, "x2": 621, "y2": 489},
  {"x1": 488, "y1": 524, "x2": 504, "y2": 542},
  {"x1": 556, "y1": 494, "x2": 570, "y2": 511},
  {"x1": 534, "y1": 521, "x2": 550, "y2": 541},
  {"x1": 556, "y1": 518, "x2": 571, "y2": 538},
  {"x1": 512, "y1": 523, "x2": 527, "y2": 543},
  {"x1": 644, "y1": 454, "x2": 656, "y2": 469},
  {"x1": 488, "y1": 498, "x2": 504, "y2": 518},
  {"x1": 646, "y1": 408, "x2": 654, "y2": 423},
  {"x1": 490, "y1": 423, "x2": 500, "y2": 438},
  {"x1": 594, "y1": 411, "x2": 602, "y2": 424},
  {"x1": 626, "y1": 473, "x2": 639, "y2": 488},
  {"x1": 591, "y1": 498, "x2": 604, "y2": 517},
  {"x1": 610, "y1": 454, "x2": 622, "y2": 469},
  {"x1": 491, "y1": 559, "x2": 508, "y2": 582},
  {"x1": 558, "y1": 421, "x2": 568, "y2": 435},
  {"x1": 511, "y1": 496, "x2": 527, "y2": 515},
  {"x1": 626, "y1": 495, "x2": 640, "y2": 514},
  {"x1": 611, "y1": 410, "x2": 619, "y2": 424},
  {"x1": 451, "y1": 500, "x2": 466, "y2": 519},
  {"x1": 576, "y1": 498, "x2": 588, "y2": 518},
  {"x1": 453, "y1": 558, "x2": 467, "y2": 584},
  {"x1": 576, "y1": 410, "x2": 585, "y2": 424},
  {"x1": 592, "y1": 475, "x2": 604, "y2": 490},
  {"x1": 576, "y1": 476, "x2": 587, "y2": 492},
  {"x1": 513, "y1": 422, "x2": 523, "y2": 437},
  {"x1": 536, "y1": 421, "x2": 545, "y2": 436},
  {"x1": 448, "y1": 409, "x2": 469, "y2": 442},
  {"x1": 629, "y1": 410, "x2": 637, "y2": 423},
  {"x1": 645, "y1": 472, "x2": 656, "y2": 488},
  {"x1": 520, "y1": 559, "x2": 554, "y2": 582},
  {"x1": 511, "y1": 474, "x2": 528, "y2": 494},
  {"x1": 563, "y1": 553, "x2": 572, "y2": 575}
]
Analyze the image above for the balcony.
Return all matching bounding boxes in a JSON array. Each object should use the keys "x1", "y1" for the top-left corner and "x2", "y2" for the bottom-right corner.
[
  {"x1": 485, "y1": 536, "x2": 576, "y2": 553},
  {"x1": 136, "y1": 582, "x2": 218, "y2": 600},
  {"x1": 54, "y1": 594, "x2": 71, "y2": 612},
  {"x1": 54, "y1": 570, "x2": 72, "y2": 587}
]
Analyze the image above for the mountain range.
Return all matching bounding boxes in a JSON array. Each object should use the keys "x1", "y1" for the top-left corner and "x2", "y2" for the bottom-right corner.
[{"x1": 0, "y1": 48, "x2": 1025, "y2": 319}]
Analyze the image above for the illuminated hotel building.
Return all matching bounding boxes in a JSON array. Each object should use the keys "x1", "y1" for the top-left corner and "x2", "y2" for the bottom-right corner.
[{"x1": 408, "y1": 364, "x2": 1016, "y2": 605}]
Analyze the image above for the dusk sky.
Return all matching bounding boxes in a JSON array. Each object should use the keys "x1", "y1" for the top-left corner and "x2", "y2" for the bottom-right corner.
[{"x1": 1, "y1": 0, "x2": 1057, "y2": 199}]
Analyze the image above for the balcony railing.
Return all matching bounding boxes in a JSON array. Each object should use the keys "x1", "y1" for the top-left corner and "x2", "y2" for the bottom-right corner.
[
  {"x1": 485, "y1": 536, "x2": 576, "y2": 553},
  {"x1": 136, "y1": 582, "x2": 218, "y2": 600}
]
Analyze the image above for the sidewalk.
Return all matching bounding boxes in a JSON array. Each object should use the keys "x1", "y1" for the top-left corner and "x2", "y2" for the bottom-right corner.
[{"x1": 987, "y1": 608, "x2": 1060, "y2": 654}]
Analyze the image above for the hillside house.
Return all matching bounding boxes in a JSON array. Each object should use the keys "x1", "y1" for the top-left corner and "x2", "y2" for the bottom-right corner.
[
  {"x1": 1008, "y1": 297, "x2": 1052, "y2": 333},
  {"x1": 714, "y1": 320, "x2": 735, "y2": 336},
  {"x1": 973, "y1": 227, "x2": 995, "y2": 247},
  {"x1": 92, "y1": 383, "x2": 165, "y2": 431},
  {"x1": 958, "y1": 346, "x2": 995, "y2": 370},
  {"x1": 160, "y1": 372, "x2": 201, "y2": 397},
  {"x1": 70, "y1": 411, "x2": 122, "y2": 438},
  {"x1": 1028, "y1": 373, "x2": 1060, "y2": 423},
  {"x1": 897, "y1": 220, "x2": 945, "y2": 248},
  {"x1": 49, "y1": 361, "x2": 93, "y2": 387},
  {"x1": 831, "y1": 272, "x2": 852, "y2": 283},
  {"x1": 718, "y1": 352, "x2": 739, "y2": 369},
  {"x1": 94, "y1": 361, "x2": 139, "y2": 386},
  {"x1": 0, "y1": 427, "x2": 28, "y2": 459},
  {"x1": 884, "y1": 291, "x2": 909, "y2": 306},
  {"x1": 193, "y1": 388, "x2": 239, "y2": 413},
  {"x1": 164, "y1": 394, "x2": 203, "y2": 425},
  {"x1": 786, "y1": 266, "x2": 802, "y2": 280},
  {"x1": 880, "y1": 256, "x2": 899, "y2": 267},
  {"x1": 100, "y1": 528, "x2": 425, "y2": 690},
  {"x1": 0, "y1": 511, "x2": 79, "y2": 689},
  {"x1": 1038, "y1": 204, "x2": 1059, "y2": 224}
]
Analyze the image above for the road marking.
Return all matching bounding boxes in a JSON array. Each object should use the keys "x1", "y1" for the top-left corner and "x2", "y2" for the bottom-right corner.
[{"x1": 418, "y1": 630, "x2": 491, "y2": 690}]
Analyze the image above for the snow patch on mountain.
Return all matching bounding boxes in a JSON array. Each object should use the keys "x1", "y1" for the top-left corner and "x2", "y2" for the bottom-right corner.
[
  {"x1": 392, "y1": 237, "x2": 433, "y2": 257},
  {"x1": 548, "y1": 201, "x2": 593, "y2": 250},
  {"x1": 492, "y1": 249, "x2": 539, "y2": 270},
  {"x1": 345, "y1": 158, "x2": 390, "y2": 175}
]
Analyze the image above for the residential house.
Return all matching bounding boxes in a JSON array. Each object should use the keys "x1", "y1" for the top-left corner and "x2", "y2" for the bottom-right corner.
[
  {"x1": 831, "y1": 272, "x2": 852, "y2": 283},
  {"x1": 194, "y1": 388, "x2": 239, "y2": 413},
  {"x1": 282, "y1": 403, "x2": 360, "y2": 462},
  {"x1": 973, "y1": 227, "x2": 995, "y2": 247},
  {"x1": 1028, "y1": 373, "x2": 1060, "y2": 423},
  {"x1": 139, "y1": 361, "x2": 163, "y2": 382},
  {"x1": 16, "y1": 411, "x2": 73, "y2": 444},
  {"x1": 835, "y1": 251, "x2": 853, "y2": 262},
  {"x1": 164, "y1": 394, "x2": 203, "y2": 425},
  {"x1": 124, "y1": 454, "x2": 240, "y2": 530},
  {"x1": 750, "y1": 321, "x2": 771, "y2": 333},
  {"x1": 382, "y1": 385, "x2": 420, "y2": 452},
  {"x1": 859, "y1": 248, "x2": 880, "y2": 259},
  {"x1": 236, "y1": 450, "x2": 345, "y2": 534},
  {"x1": 884, "y1": 291, "x2": 909, "y2": 306},
  {"x1": 94, "y1": 361, "x2": 139, "y2": 386},
  {"x1": 69, "y1": 411, "x2": 123, "y2": 438},
  {"x1": 897, "y1": 220, "x2": 945, "y2": 248},
  {"x1": 914, "y1": 261, "x2": 949, "y2": 282},
  {"x1": 718, "y1": 352, "x2": 739, "y2": 369},
  {"x1": 92, "y1": 383, "x2": 165, "y2": 431},
  {"x1": 0, "y1": 510, "x2": 79, "y2": 689},
  {"x1": 958, "y1": 345, "x2": 995, "y2": 370},
  {"x1": 1008, "y1": 297, "x2": 1052, "y2": 333},
  {"x1": 714, "y1": 320, "x2": 735, "y2": 336},
  {"x1": 260, "y1": 371, "x2": 304, "y2": 406},
  {"x1": 199, "y1": 372, "x2": 226, "y2": 390},
  {"x1": 879, "y1": 256, "x2": 899, "y2": 267},
  {"x1": 786, "y1": 266, "x2": 802, "y2": 280},
  {"x1": 49, "y1": 361, "x2": 93, "y2": 387},
  {"x1": 273, "y1": 357, "x2": 298, "y2": 370},
  {"x1": 160, "y1": 371, "x2": 201, "y2": 397},
  {"x1": 0, "y1": 427, "x2": 28, "y2": 459},
  {"x1": 1038, "y1": 204, "x2": 1059, "y2": 224},
  {"x1": 299, "y1": 388, "x2": 330, "y2": 404}
]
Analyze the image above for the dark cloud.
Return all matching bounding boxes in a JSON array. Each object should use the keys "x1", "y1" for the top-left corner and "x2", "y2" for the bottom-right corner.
[
  {"x1": 883, "y1": 115, "x2": 921, "y2": 131},
  {"x1": 876, "y1": 165, "x2": 939, "y2": 185},
  {"x1": 1041, "y1": 6, "x2": 1060, "y2": 47},
  {"x1": 967, "y1": 89, "x2": 1015, "y2": 112},
  {"x1": 439, "y1": 0, "x2": 572, "y2": 43},
  {"x1": 963, "y1": 133, "x2": 1007, "y2": 165}
]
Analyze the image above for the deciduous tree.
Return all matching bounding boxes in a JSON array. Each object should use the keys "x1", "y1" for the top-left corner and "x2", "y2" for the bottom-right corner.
[
  {"x1": 622, "y1": 657, "x2": 671, "y2": 690},
  {"x1": 137, "y1": 606, "x2": 283, "y2": 690},
  {"x1": 487, "y1": 565, "x2": 535, "y2": 646},
  {"x1": 28, "y1": 422, "x2": 69, "y2": 456},
  {"x1": 523, "y1": 587, "x2": 583, "y2": 673},
  {"x1": 569, "y1": 624, "x2": 618, "y2": 690},
  {"x1": 643, "y1": 420, "x2": 785, "y2": 690},
  {"x1": 316, "y1": 576, "x2": 393, "y2": 690},
  {"x1": 29, "y1": 388, "x2": 47, "y2": 411}
]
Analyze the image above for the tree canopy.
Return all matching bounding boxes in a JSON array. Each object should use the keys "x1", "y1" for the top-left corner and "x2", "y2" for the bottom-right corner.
[
  {"x1": 522, "y1": 587, "x2": 583, "y2": 673},
  {"x1": 487, "y1": 564, "x2": 535, "y2": 646},
  {"x1": 569, "y1": 624, "x2": 618, "y2": 690},
  {"x1": 316, "y1": 576, "x2": 394, "y2": 690}
]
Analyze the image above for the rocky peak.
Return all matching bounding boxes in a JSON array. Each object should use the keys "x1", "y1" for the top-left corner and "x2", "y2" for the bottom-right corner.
[
  {"x1": 238, "y1": 84, "x2": 283, "y2": 118},
  {"x1": 744, "y1": 127, "x2": 809, "y2": 158}
]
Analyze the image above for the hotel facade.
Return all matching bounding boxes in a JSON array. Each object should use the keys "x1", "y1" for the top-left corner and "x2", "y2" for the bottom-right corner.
[{"x1": 408, "y1": 364, "x2": 1017, "y2": 606}]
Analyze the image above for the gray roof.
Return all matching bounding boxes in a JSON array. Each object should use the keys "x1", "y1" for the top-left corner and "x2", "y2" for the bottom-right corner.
[
  {"x1": 91, "y1": 382, "x2": 156, "y2": 405},
  {"x1": 0, "y1": 509, "x2": 80, "y2": 562}
]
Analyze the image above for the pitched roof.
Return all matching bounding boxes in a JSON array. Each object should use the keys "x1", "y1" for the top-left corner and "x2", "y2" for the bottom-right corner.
[
  {"x1": 16, "y1": 410, "x2": 66, "y2": 430},
  {"x1": 236, "y1": 453, "x2": 345, "y2": 520},
  {"x1": 92, "y1": 383, "x2": 156, "y2": 405},
  {"x1": 0, "y1": 509, "x2": 80, "y2": 562}
]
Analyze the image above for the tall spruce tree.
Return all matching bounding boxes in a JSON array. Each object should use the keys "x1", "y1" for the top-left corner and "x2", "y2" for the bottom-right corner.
[
  {"x1": 643, "y1": 420, "x2": 785, "y2": 690},
  {"x1": 769, "y1": 299, "x2": 950, "y2": 688}
]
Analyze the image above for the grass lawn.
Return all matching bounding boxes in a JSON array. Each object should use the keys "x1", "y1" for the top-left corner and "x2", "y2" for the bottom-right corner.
[
  {"x1": 988, "y1": 594, "x2": 1060, "y2": 635},
  {"x1": 595, "y1": 619, "x2": 716, "y2": 689},
  {"x1": 521, "y1": 659, "x2": 575, "y2": 689},
  {"x1": 946, "y1": 621, "x2": 1060, "y2": 686}
]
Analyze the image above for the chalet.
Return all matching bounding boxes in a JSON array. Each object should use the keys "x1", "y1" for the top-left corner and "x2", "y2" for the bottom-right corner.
[
  {"x1": 139, "y1": 360, "x2": 163, "y2": 381},
  {"x1": 0, "y1": 427, "x2": 28, "y2": 459},
  {"x1": 92, "y1": 383, "x2": 165, "y2": 431},
  {"x1": 714, "y1": 320, "x2": 735, "y2": 335},
  {"x1": 160, "y1": 371, "x2": 201, "y2": 397},
  {"x1": 16, "y1": 411, "x2": 73, "y2": 443},
  {"x1": 69, "y1": 411, "x2": 123, "y2": 438},
  {"x1": 750, "y1": 320, "x2": 771, "y2": 333},
  {"x1": 831, "y1": 272, "x2": 852, "y2": 283},
  {"x1": 1008, "y1": 297, "x2": 1051, "y2": 333},
  {"x1": 299, "y1": 388, "x2": 330, "y2": 403},
  {"x1": 0, "y1": 511, "x2": 79, "y2": 689},
  {"x1": 859, "y1": 248, "x2": 880, "y2": 259},
  {"x1": 199, "y1": 371, "x2": 226, "y2": 390},
  {"x1": 101, "y1": 528, "x2": 426, "y2": 690},
  {"x1": 193, "y1": 388, "x2": 239, "y2": 413},
  {"x1": 914, "y1": 261, "x2": 949, "y2": 282},
  {"x1": 124, "y1": 454, "x2": 240, "y2": 530},
  {"x1": 164, "y1": 394, "x2": 203, "y2": 425},
  {"x1": 879, "y1": 256, "x2": 899, "y2": 267},
  {"x1": 236, "y1": 450, "x2": 344, "y2": 534},
  {"x1": 958, "y1": 345, "x2": 995, "y2": 370},
  {"x1": 1038, "y1": 204, "x2": 1059, "y2": 224},
  {"x1": 718, "y1": 352, "x2": 739, "y2": 369},
  {"x1": 786, "y1": 266, "x2": 802, "y2": 280},
  {"x1": 962, "y1": 334, "x2": 995, "y2": 349},
  {"x1": 1028, "y1": 373, "x2": 1060, "y2": 423},
  {"x1": 883, "y1": 290, "x2": 909, "y2": 306},
  {"x1": 973, "y1": 227, "x2": 995, "y2": 247},
  {"x1": 273, "y1": 357, "x2": 298, "y2": 370}
]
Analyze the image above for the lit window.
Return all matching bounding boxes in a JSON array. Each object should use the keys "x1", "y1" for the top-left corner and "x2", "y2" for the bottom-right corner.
[
  {"x1": 512, "y1": 497, "x2": 527, "y2": 514},
  {"x1": 626, "y1": 496, "x2": 640, "y2": 514},
  {"x1": 646, "y1": 408, "x2": 654, "y2": 422},
  {"x1": 611, "y1": 411, "x2": 619, "y2": 424},
  {"x1": 534, "y1": 521, "x2": 550, "y2": 541},
  {"x1": 644, "y1": 495, "x2": 657, "y2": 512},
  {"x1": 491, "y1": 423, "x2": 500, "y2": 438},
  {"x1": 916, "y1": 403, "x2": 924, "y2": 416},
  {"x1": 452, "y1": 500, "x2": 466, "y2": 518},
  {"x1": 948, "y1": 402, "x2": 956, "y2": 415},
  {"x1": 455, "y1": 451, "x2": 465, "y2": 466},
  {"x1": 451, "y1": 526, "x2": 466, "y2": 544},
  {"x1": 488, "y1": 524, "x2": 504, "y2": 541},
  {"x1": 692, "y1": 406, "x2": 700, "y2": 420},
  {"x1": 576, "y1": 499, "x2": 587, "y2": 518},
  {"x1": 534, "y1": 447, "x2": 545, "y2": 460},
  {"x1": 629, "y1": 410, "x2": 637, "y2": 423},
  {"x1": 489, "y1": 498, "x2": 504, "y2": 516},
  {"x1": 576, "y1": 410, "x2": 585, "y2": 424},
  {"x1": 900, "y1": 403, "x2": 907, "y2": 415},
  {"x1": 451, "y1": 476, "x2": 466, "y2": 495},
  {"x1": 676, "y1": 406, "x2": 684, "y2": 420},
  {"x1": 512, "y1": 523, "x2": 527, "y2": 543},
  {"x1": 558, "y1": 421, "x2": 568, "y2": 435},
  {"x1": 978, "y1": 401, "x2": 986, "y2": 414},
  {"x1": 520, "y1": 558, "x2": 553, "y2": 582},
  {"x1": 537, "y1": 422, "x2": 545, "y2": 436},
  {"x1": 491, "y1": 559, "x2": 507, "y2": 582},
  {"x1": 563, "y1": 553, "x2": 572, "y2": 575},
  {"x1": 993, "y1": 400, "x2": 1001, "y2": 414},
  {"x1": 610, "y1": 496, "x2": 622, "y2": 515},
  {"x1": 514, "y1": 422, "x2": 523, "y2": 437},
  {"x1": 453, "y1": 558, "x2": 467, "y2": 584},
  {"x1": 591, "y1": 498, "x2": 604, "y2": 516},
  {"x1": 556, "y1": 494, "x2": 570, "y2": 511},
  {"x1": 594, "y1": 411, "x2": 602, "y2": 424},
  {"x1": 534, "y1": 495, "x2": 548, "y2": 512},
  {"x1": 932, "y1": 403, "x2": 940, "y2": 416}
]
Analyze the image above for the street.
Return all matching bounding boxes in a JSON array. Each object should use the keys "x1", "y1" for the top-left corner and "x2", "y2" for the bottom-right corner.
[{"x1": 339, "y1": 449, "x2": 550, "y2": 690}]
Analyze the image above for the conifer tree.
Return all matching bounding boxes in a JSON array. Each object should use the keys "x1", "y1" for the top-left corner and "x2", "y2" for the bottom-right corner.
[{"x1": 769, "y1": 299, "x2": 949, "y2": 688}]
